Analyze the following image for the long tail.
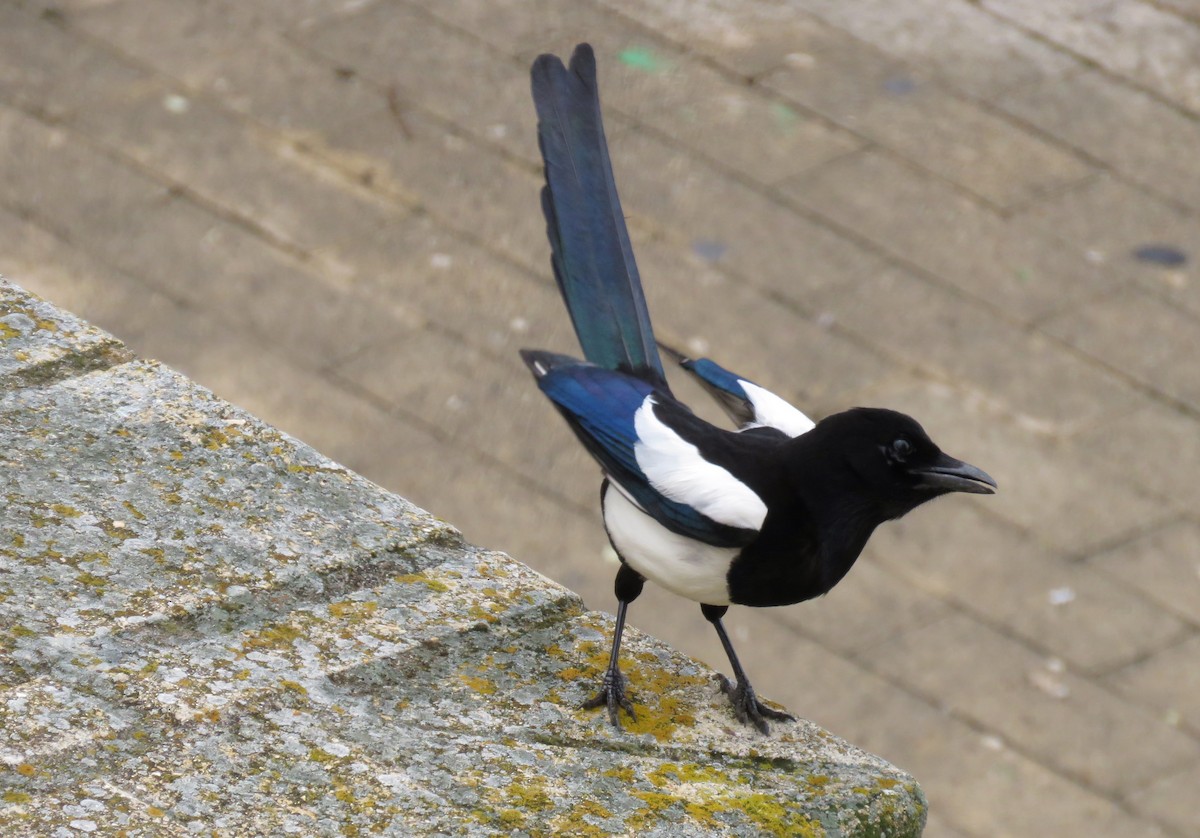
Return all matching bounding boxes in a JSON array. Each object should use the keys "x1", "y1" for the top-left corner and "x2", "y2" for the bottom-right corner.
[{"x1": 530, "y1": 44, "x2": 668, "y2": 391}]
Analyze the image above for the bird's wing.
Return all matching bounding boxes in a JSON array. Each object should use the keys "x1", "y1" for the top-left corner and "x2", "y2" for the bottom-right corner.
[
  {"x1": 521, "y1": 350, "x2": 761, "y2": 548},
  {"x1": 659, "y1": 344, "x2": 815, "y2": 437},
  {"x1": 531, "y1": 44, "x2": 668, "y2": 390}
]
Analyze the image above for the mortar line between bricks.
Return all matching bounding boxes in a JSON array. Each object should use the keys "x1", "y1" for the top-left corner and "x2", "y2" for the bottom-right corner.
[
  {"x1": 0, "y1": 195, "x2": 199, "y2": 318},
  {"x1": 797, "y1": 0, "x2": 1200, "y2": 131},
  {"x1": 973, "y1": 2, "x2": 1200, "y2": 125},
  {"x1": 584, "y1": 109, "x2": 1061, "y2": 339},
  {"x1": 595, "y1": 0, "x2": 1108, "y2": 213},
  {"x1": 1088, "y1": 625, "x2": 1200, "y2": 718},
  {"x1": 586, "y1": 0, "x2": 1104, "y2": 218},
  {"x1": 320, "y1": 366, "x2": 598, "y2": 521},
  {"x1": 842, "y1": 546, "x2": 1200, "y2": 737},
  {"x1": 759, "y1": 596, "x2": 1196, "y2": 836},
  {"x1": 964, "y1": 87, "x2": 1200, "y2": 219},
  {"x1": 397, "y1": 0, "x2": 1078, "y2": 219},
  {"x1": 46, "y1": 12, "x2": 571, "y2": 300},
  {"x1": 0, "y1": 94, "x2": 331, "y2": 280},
  {"x1": 1143, "y1": 0, "x2": 1200, "y2": 25},
  {"x1": 1067, "y1": 512, "x2": 1194, "y2": 567},
  {"x1": 1031, "y1": 322, "x2": 1200, "y2": 426},
  {"x1": 739, "y1": 4, "x2": 1200, "y2": 218}
]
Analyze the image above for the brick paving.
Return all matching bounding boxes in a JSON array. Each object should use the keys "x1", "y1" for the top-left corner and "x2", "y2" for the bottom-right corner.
[{"x1": 2, "y1": 1, "x2": 1198, "y2": 834}]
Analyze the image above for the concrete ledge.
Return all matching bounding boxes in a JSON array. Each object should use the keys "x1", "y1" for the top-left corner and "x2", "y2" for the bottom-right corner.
[{"x1": 0, "y1": 277, "x2": 926, "y2": 835}]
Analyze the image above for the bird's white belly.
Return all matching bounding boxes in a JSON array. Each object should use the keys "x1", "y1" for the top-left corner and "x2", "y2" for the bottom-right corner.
[{"x1": 603, "y1": 486, "x2": 737, "y2": 605}]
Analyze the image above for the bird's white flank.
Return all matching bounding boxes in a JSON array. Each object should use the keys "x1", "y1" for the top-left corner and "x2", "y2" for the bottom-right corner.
[
  {"x1": 604, "y1": 485, "x2": 736, "y2": 605},
  {"x1": 633, "y1": 396, "x2": 768, "y2": 530}
]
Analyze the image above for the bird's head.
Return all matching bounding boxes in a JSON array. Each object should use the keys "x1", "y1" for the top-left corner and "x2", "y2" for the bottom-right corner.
[{"x1": 809, "y1": 407, "x2": 996, "y2": 520}]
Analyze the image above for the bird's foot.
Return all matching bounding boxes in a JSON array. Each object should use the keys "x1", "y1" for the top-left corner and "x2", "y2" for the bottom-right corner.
[
  {"x1": 717, "y1": 674, "x2": 795, "y2": 735},
  {"x1": 582, "y1": 666, "x2": 636, "y2": 728}
]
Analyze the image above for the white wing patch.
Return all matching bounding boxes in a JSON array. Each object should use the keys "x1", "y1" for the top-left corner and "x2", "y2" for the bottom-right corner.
[
  {"x1": 633, "y1": 396, "x2": 767, "y2": 531},
  {"x1": 604, "y1": 486, "x2": 736, "y2": 605},
  {"x1": 740, "y1": 380, "x2": 815, "y2": 437}
]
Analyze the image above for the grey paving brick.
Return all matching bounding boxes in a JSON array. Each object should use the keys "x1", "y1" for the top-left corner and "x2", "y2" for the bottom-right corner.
[
  {"x1": 1127, "y1": 759, "x2": 1200, "y2": 838},
  {"x1": 334, "y1": 328, "x2": 598, "y2": 512},
  {"x1": 1159, "y1": 0, "x2": 1200, "y2": 20},
  {"x1": 865, "y1": 613, "x2": 1048, "y2": 705},
  {"x1": 321, "y1": 103, "x2": 548, "y2": 273},
  {"x1": 606, "y1": 124, "x2": 891, "y2": 308},
  {"x1": 296, "y1": 1, "x2": 540, "y2": 164},
  {"x1": 983, "y1": 0, "x2": 1200, "y2": 115},
  {"x1": 0, "y1": 103, "x2": 424, "y2": 367},
  {"x1": 594, "y1": 0, "x2": 835, "y2": 78},
  {"x1": 805, "y1": 262, "x2": 1142, "y2": 435},
  {"x1": 1089, "y1": 520, "x2": 1200, "y2": 625},
  {"x1": 596, "y1": 50, "x2": 862, "y2": 187},
  {"x1": 1015, "y1": 174, "x2": 1200, "y2": 318},
  {"x1": 1015, "y1": 175, "x2": 1196, "y2": 266},
  {"x1": 624, "y1": 234, "x2": 889, "y2": 414},
  {"x1": 796, "y1": 0, "x2": 1079, "y2": 98},
  {"x1": 1071, "y1": 403, "x2": 1200, "y2": 515},
  {"x1": 782, "y1": 149, "x2": 1118, "y2": 324},
  {"x1": 762, "y1": 52, "x2": 1092, "y2": 208},
  {"x1": 71, "y1": 78, "x2": 410, "y2": 272},
  {"x1": 1042, "y1": 290, "x2": 1200, "y2": 414},
  {"x1": 62, "y1": 0, "x2": 387, "y2": 135},
  {"x1": 1, "y1": 2, "x2": 401, "y2": 268},
  {"x1": 997, "y1": 68, "x2": 1200, "y2": 212},
  {"x1": 1105, "y1": 633, "x2": 1200, "y2": 738},
  {"x1": 864, "y1": 615, "x2": 1200, "y2": 800},
  {"x1": 869, "y1": 503, "x2": 1185, "y2": 674},
  {"x1": 847, "y1": 632, "x2": 1160, "y2": 836},
  {"x1": 413, "y1": 0, "x2": 861, "y2": 185}
]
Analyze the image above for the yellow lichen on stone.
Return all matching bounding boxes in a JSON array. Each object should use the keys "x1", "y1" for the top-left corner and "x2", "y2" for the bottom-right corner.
[
  {"x1": 393, "y1": 572, "x2": 450, "y2": 593},
  {"x1": 458, "y1": 674, "x2": 497, "y2": 695},
  {"x1": 328, "y1": 600, "x2": 379, "y2": 620},
  {"x1": 239, "y1": 622, "x2": 305, "y2": 654}
]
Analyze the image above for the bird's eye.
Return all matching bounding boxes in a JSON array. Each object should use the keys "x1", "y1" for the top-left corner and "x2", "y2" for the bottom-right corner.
[{"x1": 891, "y1": 438, "x2": 913, "y2": 460}]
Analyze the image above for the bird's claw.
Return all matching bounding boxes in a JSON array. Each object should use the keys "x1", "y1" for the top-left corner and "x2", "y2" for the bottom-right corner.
[
  {"x1": 718, "y1": 674, "x2": 795, "y2": 735},
  {"x1": 583, "y1": 667, "x2": 637, "y2": 728}
]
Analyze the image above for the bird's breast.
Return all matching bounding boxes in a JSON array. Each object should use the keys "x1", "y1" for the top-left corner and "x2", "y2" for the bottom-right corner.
[
  {"x1": 602, "y1": 485, "x2": 739, "y2": 605},
  {"x1": 725, "y1": 513, "x2": 850, "y2": 608}
]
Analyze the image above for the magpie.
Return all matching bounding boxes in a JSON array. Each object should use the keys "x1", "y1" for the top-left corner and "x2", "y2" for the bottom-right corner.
[{"x1": 520, "y1": 44, "x2": 996, "y2": 734}]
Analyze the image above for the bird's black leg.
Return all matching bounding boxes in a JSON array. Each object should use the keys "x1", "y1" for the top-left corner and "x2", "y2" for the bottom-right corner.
[
  {"x1": 701, "y1": 603, "x2": 795, "y2": 734},
  {"x1": 583, "y1": 562, "x2": 644, "y2": 727}
]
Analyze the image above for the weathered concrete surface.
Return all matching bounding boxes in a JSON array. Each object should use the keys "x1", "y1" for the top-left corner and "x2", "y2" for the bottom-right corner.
[
  {"x1": 1, "y1": 277, "x2": 924, "y2": 835},
  {"x1": 2, "y1": 1, "x2": 1199, "y2": 835}
]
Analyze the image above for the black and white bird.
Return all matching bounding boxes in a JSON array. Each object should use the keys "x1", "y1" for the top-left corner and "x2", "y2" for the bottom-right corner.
[{"x1": 521, "y1": 44, "x2": 996, "y2": 734}]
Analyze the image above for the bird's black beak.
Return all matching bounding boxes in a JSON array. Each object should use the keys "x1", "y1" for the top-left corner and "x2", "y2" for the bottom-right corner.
[{"x1": 912, "y1": 453, "x2": 997, "y2": 495}]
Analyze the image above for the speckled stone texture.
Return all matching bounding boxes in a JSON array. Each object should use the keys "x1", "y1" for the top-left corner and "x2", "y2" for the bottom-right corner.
[{"x1": 0, "y1": 277, "x2": 925, "y2": 836}]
